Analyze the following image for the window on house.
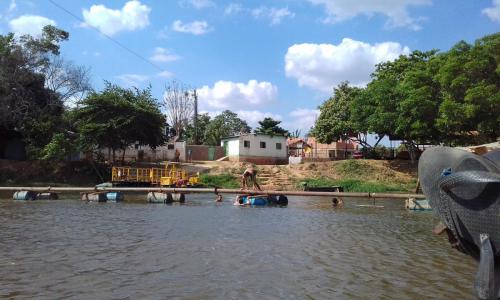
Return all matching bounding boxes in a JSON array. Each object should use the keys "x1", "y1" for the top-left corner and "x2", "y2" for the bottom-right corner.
[
  {"x1": 167, "y1": 144, "x2": 174, "y2": 150},
  {"x1": 276, "y1": 143, "x2": 282, "y2": 150},
  {"x1": 244, "y1": 140, "x2": 250, "y2": 148},
  {"x1": 260, "y1": 141, "x2": 266, "y2": 148}
]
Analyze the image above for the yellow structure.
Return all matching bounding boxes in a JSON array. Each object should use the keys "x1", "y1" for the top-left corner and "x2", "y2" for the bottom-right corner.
[{"x1": 112, "y1": 162, "x2": 199, "y2": 187}]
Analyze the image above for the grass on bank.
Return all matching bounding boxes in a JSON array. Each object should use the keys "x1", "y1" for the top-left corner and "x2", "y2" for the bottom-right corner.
[
  {"x1": 199, "y1": 173, "x2": 240, "y2": 189},
  {"x1": 298, "y1": 177, "x2": 415, "y2": 193}
]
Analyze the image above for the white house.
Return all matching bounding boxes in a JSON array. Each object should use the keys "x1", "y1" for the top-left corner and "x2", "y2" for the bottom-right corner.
[{"x1": 220, "y1": 133, "x2": 288, "y2": 164}]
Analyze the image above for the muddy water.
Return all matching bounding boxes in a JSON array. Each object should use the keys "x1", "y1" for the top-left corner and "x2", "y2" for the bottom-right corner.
[{"x1": 0, "y1": 195, "x2": 476, "y2": 299}]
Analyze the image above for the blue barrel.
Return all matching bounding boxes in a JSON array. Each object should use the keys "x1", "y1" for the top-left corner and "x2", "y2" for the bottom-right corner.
[
  {"x1": 247, "y1": 196, "x2": 268, "y2": 206},
  {"x1": 13, "y1": 191, "x2": 37, "y2": 201},
  {"x1": 106, "y1": 192, "x2": 124, "y2": 202}
]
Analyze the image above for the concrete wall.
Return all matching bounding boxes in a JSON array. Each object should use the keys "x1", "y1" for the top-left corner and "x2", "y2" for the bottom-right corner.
[
  {"x1": 99, "y1": 142, "x2": 186, "y2": 162},
  {"x1": 186, "y1": 145, "x2": 224, "y2": 161},
  {"x1": 225, "y1": 139, "x2": 240, "y2": 156}
]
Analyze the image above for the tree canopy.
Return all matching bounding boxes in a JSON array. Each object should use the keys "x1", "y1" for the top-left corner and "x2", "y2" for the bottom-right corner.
[
  {"x1": 0, "y1": 25, "x2": 90, "y2": 158},
  {"x1": 311, "y1": 32, "x2": 500, "y2": 162},
  {"x1": 311, "y1": 33, "x2": 500, "y2": 162},
  {"x1": 203, "y1": 110, "x2": 251, "y2": 145},
  {"x1": 73, "y1": 83, "x2": 165, "y2": 162},
  {"x1": 254, "y1": 117, "x2": 289, "y2": 136}
]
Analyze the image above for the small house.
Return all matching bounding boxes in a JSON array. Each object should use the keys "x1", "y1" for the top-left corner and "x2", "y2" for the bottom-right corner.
[{"x1": 221, "y1": 133, "x2": 288, "y2": 164}]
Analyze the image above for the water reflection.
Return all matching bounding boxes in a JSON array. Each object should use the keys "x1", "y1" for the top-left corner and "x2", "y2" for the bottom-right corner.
[{"x1": 0, "y1": 195, "x2": 476, "y2": 299}]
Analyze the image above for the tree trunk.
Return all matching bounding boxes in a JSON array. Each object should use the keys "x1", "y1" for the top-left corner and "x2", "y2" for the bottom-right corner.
[
  {"x1": 408, "y1": 141, "x2": 417, "y2": 165},
  {"x1": 112, "y1": 148, "x2": 116, "y2": 163},
  {"x1": 122, "y1": 147, "x2": 126, "y2": 163}
]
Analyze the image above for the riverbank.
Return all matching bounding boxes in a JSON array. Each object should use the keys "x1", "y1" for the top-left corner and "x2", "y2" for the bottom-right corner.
[
  {"x1": 0, "y1": 159, "x2": 418, "y2": 193},
  {"x1": 197, "y1": 159, "x2": 417, "y2": 192}
]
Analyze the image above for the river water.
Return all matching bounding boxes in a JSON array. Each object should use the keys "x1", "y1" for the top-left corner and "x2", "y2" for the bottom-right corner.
[{"x1": 0, "y1": 195, "x2": 477, "y2": 299}]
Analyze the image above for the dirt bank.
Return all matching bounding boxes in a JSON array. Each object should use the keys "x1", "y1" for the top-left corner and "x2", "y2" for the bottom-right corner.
[{"x1": 193, "y1": 159, "x2": 418, "y2": 191}]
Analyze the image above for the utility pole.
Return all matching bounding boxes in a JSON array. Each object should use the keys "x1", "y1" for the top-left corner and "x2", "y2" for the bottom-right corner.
[{"x1": 193, "y1": 89, "x2": 199, "y2": 145}]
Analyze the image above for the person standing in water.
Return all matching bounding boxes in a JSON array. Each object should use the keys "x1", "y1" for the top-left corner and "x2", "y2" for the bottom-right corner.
[{"x1": 241, "y1": 164, "x2": 262, "y2": 191}]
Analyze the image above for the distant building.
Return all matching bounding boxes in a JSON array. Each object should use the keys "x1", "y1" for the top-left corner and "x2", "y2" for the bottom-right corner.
[
  {"x1": 306, "y1": 137, "x2": 358, "y2": 160},
  {"x1": 221, "y1": 133, "x2": 288, "y2": 165},
  {"x1": 287, "y1": 138, "x2": 312, "y2": 157}
]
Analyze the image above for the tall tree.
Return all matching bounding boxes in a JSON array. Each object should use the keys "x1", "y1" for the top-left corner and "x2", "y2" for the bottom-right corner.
[
  {"x1": 203, "y1": 110, "x2": 251, "y2": 145},
  {"x1": 0, "y1": 25, "x2": 70, "y2": 157},
  {"x1": 73, "y1": 83, "x2": 165, "y2": 162},
  {"x1": 436, "y1": 34, "x2": 500, "y2": 144},
  {"x1": 254, "y1": 117, "x2": 288, "y2": 136},
  {"x1": 311, "y1": 82, "x2": 362, "y2": 144},
  {"x1": 184, "y1": 113, "x2": 211, "y2": 145},
  {"x1": 163, "y1": 81, "x2": 194, "y2": 142}
]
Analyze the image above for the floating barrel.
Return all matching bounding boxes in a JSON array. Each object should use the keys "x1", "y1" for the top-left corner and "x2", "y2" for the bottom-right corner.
[
  {"x1": 405, "y1": 198, "x2": 431, "y2": 210},
  {"x1": 246, "y1": 196, "x2": 268, "y2": 206},
  {"x1": 105, "y1": 192, "x2": 124, "y2": 202},
  {"x1": 13, "y1": 191, "x2": 37, "y2": 201},
  {"x1": 277, "y1": 195, "x2": 288, "y2": 206},
  {"x1": 147, "y1": 192, "x2": 174, "y2": 203},
  {"x1": 172, "y1": 193, "x2": 185, "y2": 203},
  {"x1": 81, "y1": 192, "x2": 107, "y2": 202},
  {"x1": 36, "y1": 192, "x2": 58, "y2": 200},
  {"x1": 268, "y1": 195, "x2": 278, "y2": 205}
]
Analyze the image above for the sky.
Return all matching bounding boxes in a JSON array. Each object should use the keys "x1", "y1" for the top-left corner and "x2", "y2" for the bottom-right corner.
[{"x1": 0, "y1": 0, "x2": 499, "y2": 135}]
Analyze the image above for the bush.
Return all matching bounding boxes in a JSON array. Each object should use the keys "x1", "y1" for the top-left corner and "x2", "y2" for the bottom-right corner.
[{"x1": 199, "y1": 173, "x2": 240, "y2": 188}]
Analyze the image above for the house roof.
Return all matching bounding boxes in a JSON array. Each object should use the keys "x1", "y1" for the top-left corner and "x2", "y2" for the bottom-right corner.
[
  {"x1": 221, "y1": 133, "x2": 287, "y2": 141},
  {"x1": 287, "y1": 138, "x2": 311, "y2": 148}
]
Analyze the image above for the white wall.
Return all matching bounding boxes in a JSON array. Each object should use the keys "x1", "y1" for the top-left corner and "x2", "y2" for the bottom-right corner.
[
  {"x1": 226, "y1": 139, "x2": 240, "y2": 156},
  {"x1": 238, "y1": 134, "x2": 287, "y2": 158}
]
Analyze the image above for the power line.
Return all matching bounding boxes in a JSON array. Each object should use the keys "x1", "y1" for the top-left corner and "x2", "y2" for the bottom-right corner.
[{"x1": 47, "y1": 0, "x2": 165, "y2": 73}]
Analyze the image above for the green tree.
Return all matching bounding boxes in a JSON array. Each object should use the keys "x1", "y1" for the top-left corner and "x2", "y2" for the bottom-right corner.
[
  {"x1": 203, "y1": 110, "x2": 251, "y2": 145},
  {"x1": 73, "y1": 83, "x2": 166, "y2": 162},
  {"x1": 254, "y1": 117, "x2": 288, "y2": 136},
  {"x1": 436, "y1": 33, "x2": 500, "y2": 144},
  {"x1": 184, "y1": 113, "x2": 211, "y2": 144},
  {"x1": 311, "y1": 82, "x2": 362, "y2": 144},
  {"x1": 0, "y1": 25, "x2": 71, "y2": 158}
]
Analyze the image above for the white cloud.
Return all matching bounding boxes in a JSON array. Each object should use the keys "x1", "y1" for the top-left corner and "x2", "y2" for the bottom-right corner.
[
  {"x1": 309, "y1": 0, "x2": 431, "y2": 30},
  {"x1": 82, "y1": 0, "x2": 151, "y2": 36},
  {"x1": 8, "y1": 0, "x2": 16, "y2": 13},
  {"x1": 224, "y1": 3, "x2": 243, "y2": 15},
  {"x1": 285, "y1": 38, "x2": 410, "y2": 92},
  {"x1": 483, "y1": 0, "x2": 500, "y2": 23},
  {"x1": 185, "y1": 0, "x2": 215, "y2": 9},
  {"x1": 172, "y1": 20, "x2": 211, "y2": 35},
  {"x1": 150, "y1": 47, "x2": 181, "y2": 63},
  {"x1": 252, "y1": 6, "x2": 295, "y2": 25},
  {"x1": 116, "y1": 73, "x2": 150, "y2": 87},
  {"x1": 236, "y1": 110, "x2": 282, "y2": 128},
  {"x1": 282, "y1": 109, "x2": 320, "y2": 133},
  {"x1": 8, "y1": 15, "x2": 56, "y2": 36},
  {"x1": 197, "y1": 80, "x2": 278, "y2": 110},
  {"x1": 156, "y1": 71, "x2": 174, "y2": 78}
]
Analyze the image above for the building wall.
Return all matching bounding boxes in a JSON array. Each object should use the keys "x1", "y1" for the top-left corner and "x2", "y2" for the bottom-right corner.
[
  {"x1": 186, "y1": 145, "x2": 225, "y2": 161},
  {"x1": 228, "y1": 155, "x2": 288, "y2": 165},
  {"x1": 98, "y1": 142, "x2": 186, "y2": 162},
  {"x1": 225, "y1": 139, "x2": 240, "y2": 156},
  {"x1": 237, "y1": 134, "x2": 287, "y2": 158}
]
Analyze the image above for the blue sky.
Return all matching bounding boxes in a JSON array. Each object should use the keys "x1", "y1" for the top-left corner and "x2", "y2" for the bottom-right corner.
[{"x1": 1, "y1": 0, "x2": 499, "y2": 134}]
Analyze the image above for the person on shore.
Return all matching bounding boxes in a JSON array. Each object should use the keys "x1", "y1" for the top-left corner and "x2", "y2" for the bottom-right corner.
[
  {"x1": 174, "y1": 149, "x2": 180, "y2": 162},
  {"x1": 241, "y1": 165, "x2": 262, "y2": 191}
]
